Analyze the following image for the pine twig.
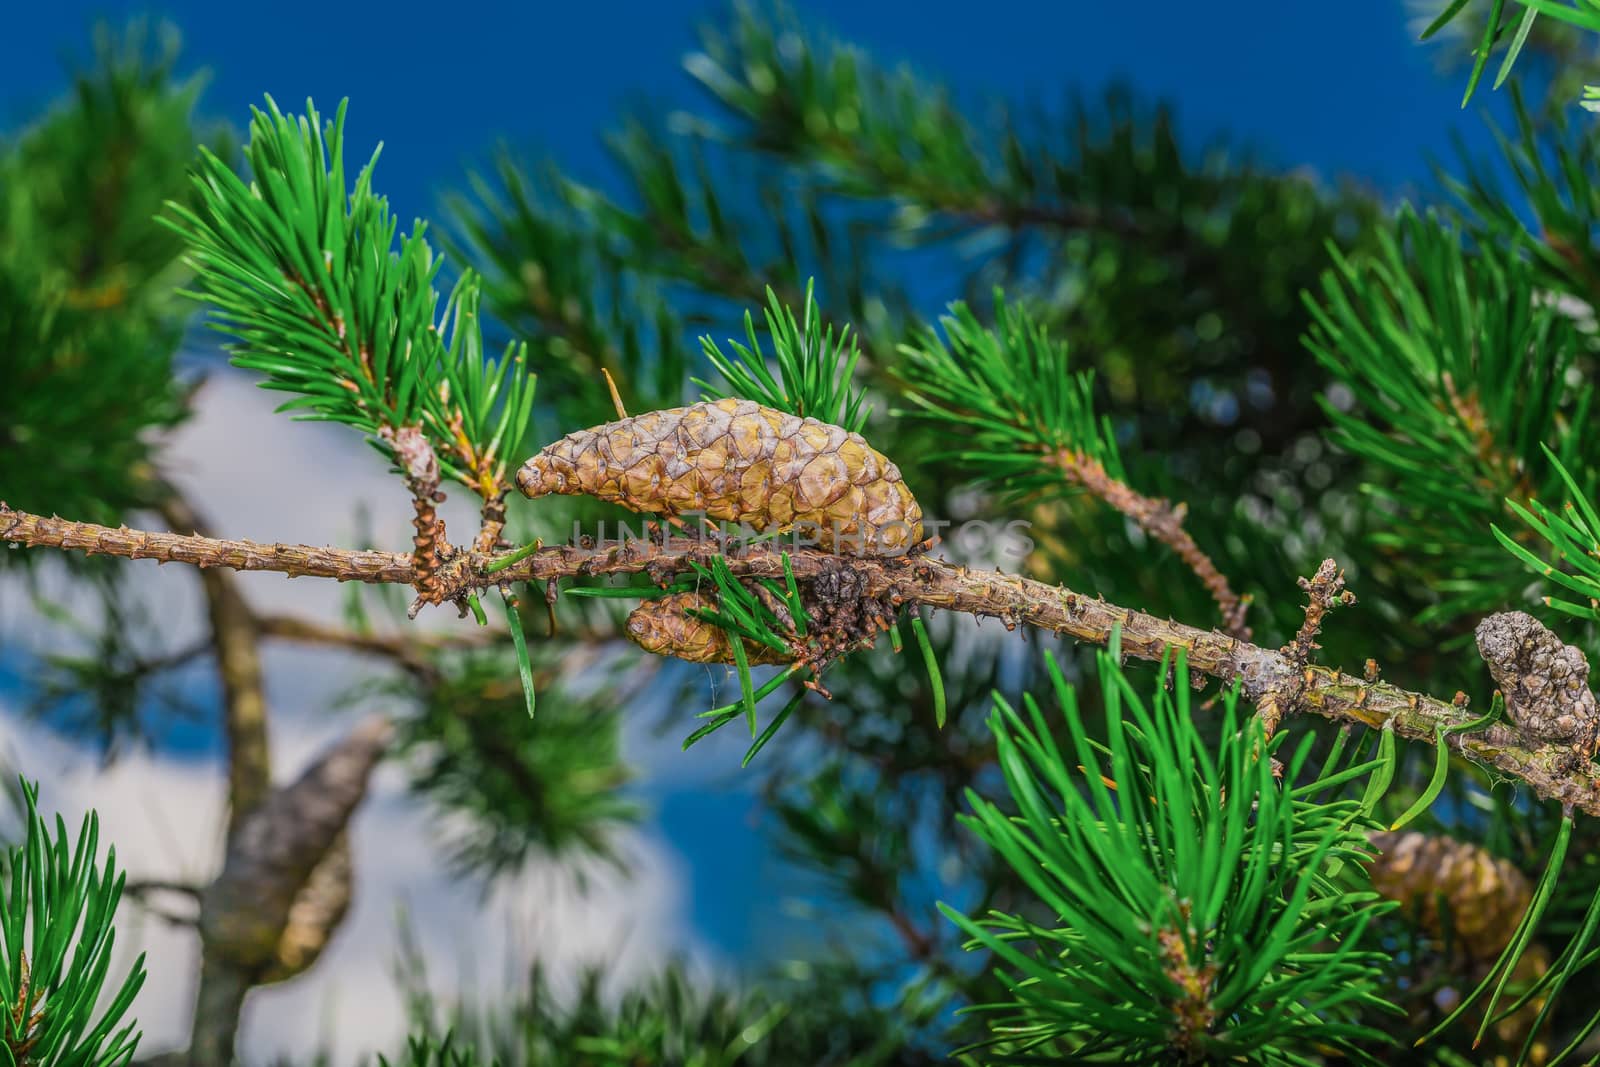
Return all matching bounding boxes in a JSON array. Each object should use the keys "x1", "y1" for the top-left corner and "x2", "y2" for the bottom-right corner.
[
  {"x1": 379, "y1": 425, "x2": 451, "y2": 616},
  {"x1": 1258, "y1": 559, "x2": 1356, "y2": 740},
  {"x1": 1442, "y1": 371, "x2": 1539, "y2": 506},
  {"x1": 2, "y1": 505, "x2": 418, "y2": 583},
  {"x1": 8, "y1": 503, "x2": 1600, "y2": 814},
  {"x1": 122, "y1": 880, "x2": 204, "y2": 929},
  {"x1": 1286, "y1": 559, "x2": 1353, "y2": 664},
  {"x1": 1057, "y1": 449, "x2": 1252, "y2": 640},
  {"x1": 475, "y1": 494, "x2": 508, "y2": 555},
  {"x1": 123, "y1": 878, "x2": 204, "y2": 899},
  {"x1": 254, "y1": 613, "x2": 499, "y2": 681}
]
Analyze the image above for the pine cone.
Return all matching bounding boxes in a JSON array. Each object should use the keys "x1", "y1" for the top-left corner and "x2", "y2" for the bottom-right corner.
[
  {"x1": 516, "y1": 398, "x2": 923, "y2": 553},
  {"x1": 1475, "y1": 611, "x2": 1600, "y2": 761},
  {"x1": 625, "y1": 590, "x2": 792, "y2": 665},
  {"x1": 1368, "y1": 830, "x2": 1550, "y2": 1065},
  {"x1": 1367, "y1": 830, "x2": 1530, "y2": 961}
]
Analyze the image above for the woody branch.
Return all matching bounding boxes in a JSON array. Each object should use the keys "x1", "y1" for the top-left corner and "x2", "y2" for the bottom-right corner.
[
  {"x1": 378, "y1": 425, "x2": 451, "y2": 616},
  {"x1": 4, "y1": 501, "x2": 1597, "y2": 815},
  {"x1": 1056, "y1": 448, "x2": 1253, "y2": 640}
]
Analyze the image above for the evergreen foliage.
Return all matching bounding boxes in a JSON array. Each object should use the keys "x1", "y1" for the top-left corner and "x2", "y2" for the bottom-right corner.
[
  {"x1": 385, "y1": 958, "x2": 924, "y2": 1067},
  {"x1": 169, "y1": 97, "x2": 535, "y2": 493},
  {"x1": 697, "y1": 281, "x2": 870, "y2": 433},
  {"x1": 0, "y1": 26, "x2": 210, "y2": 526},
  {"x1": 18, "y1": 4, "x2": 1600, "y2": 1066},
  {"x1": 1304, "y1": 206, "x2": 1590, "y2": 624},
  {"x1": 391, "y1": 646, "x2": 640, "y2": 880},
  {"x1": 0, "y1": 780, "x2": 144, "y2": 1067},
  {"x1": 945, "y1": 644, "x2": 1399, "y2": 1063},
  {"x1": 900, "y1": 297, "x2": 1123, "y2": 497}
]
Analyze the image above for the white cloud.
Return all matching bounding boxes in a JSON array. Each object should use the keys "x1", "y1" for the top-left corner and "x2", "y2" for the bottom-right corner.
[
  {"x1": 160, "y1": 367, "x2": 484, "y2": 627},
  {"x1": 0, "y1": 367, "x2": 711, "y2": 1064},
  {"x1": 1, "y1": 709, "x2": 707, "y2": 1066},
  {"x1": 240, "y1": 788, "x2": 702, "y2": 1067}
]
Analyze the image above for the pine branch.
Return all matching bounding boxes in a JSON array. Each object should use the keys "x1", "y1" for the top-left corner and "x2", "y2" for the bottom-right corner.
[
  {"x1": 259, "y1": 830, "x2": 353, "y2": 984},
  {"x1": 1, "y1": 781, "x2": 146, "y2": 1067},
  {"x1": 0, "y1": 26, "x2": 207, "y2": 528},
  {"x1": 167, "y1": 97, "x2": 536, "y2": 502},
  {"x1": 2, "y1": 506, "x2": 417, "y2": 583},
  {"x1": 378, "y1": 425, "x2": 452, "y2": 612},
  {"x1": 902, "y1": 298, "x2": 1250, "y2": 637},
  {"x1": 9, "y1": 500, "x2": 1600, "y2": 815},
  {"x1": 1257, "y1": 559, "x2": 1358, "y2": 740},
  {"x1": 254, "y1": 612, "x2": 499, "y2": 680},
  {"x1": 1305, "y1": 207, "x2": 1587, "y2": 624},
  {"x1": 396, "y1": 649, "x2": 642, "y2": 879},
  {"x1": 1056, "y1": 448, "x2": 1251, "y2": 639},
  {"x1": 443, "y1": 153, "x2": 696, "y2": 427}
]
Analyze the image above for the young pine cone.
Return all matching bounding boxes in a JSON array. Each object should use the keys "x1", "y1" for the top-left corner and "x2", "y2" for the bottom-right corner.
[
  {"x1": 515, "y1": 398, "x2": 923, "y2": 553},
  {"x1": 1474, "y1": 611, "x2": 1600, "y2": 762},
  {"x1": 1367, "y1": 830, "x2": 1550, "y2": 1064},
  {"x1": 1367, "y1": 830, "x2": 1531, "y2": 962},
  {"x1": 625, "y1": 591, "x2": 791, "y2": 665}
]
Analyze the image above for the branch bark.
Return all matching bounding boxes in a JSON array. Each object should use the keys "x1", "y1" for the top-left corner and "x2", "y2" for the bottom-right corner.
[
  {"x1": 254, "y1": 613, "x2": 498, "y2": 681},
  {"x1": 191, "y1": 716, "x2": 391, "y2": 1066},
  {"x1": 1058, "y1": 449, "x2": 1252, "y2": 640},
  {"x1": 118, "y1": 495, "x2": 379, "y2": 1066},
  {"x1": 7, "y1": 503, "x2": 1600, "y2": 815}
]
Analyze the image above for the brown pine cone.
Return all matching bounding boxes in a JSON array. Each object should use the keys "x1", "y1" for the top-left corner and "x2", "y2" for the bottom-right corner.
[
  {"x1": 1367, "y1": 829, "x2": 1531, "y2": 962},
  {"x1": 1475, "y1": 611, "x2": 1600, "y2": 762},
  {"x1": 516, "y1": 398, "x2": 923, "y2": 553},
  {"x1": 625, "y1": 590, "x2": 792, "y2": 665}
]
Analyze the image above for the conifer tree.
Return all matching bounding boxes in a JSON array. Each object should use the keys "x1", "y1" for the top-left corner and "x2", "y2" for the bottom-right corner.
[{"x1": 16, "y1": 3, "x2": 1600, "y2": 1065}]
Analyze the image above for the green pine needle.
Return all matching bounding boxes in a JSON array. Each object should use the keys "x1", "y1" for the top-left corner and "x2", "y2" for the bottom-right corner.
[
  {"x1": 695, "y1": 279, "x2": 870, "y2": 432},
  {"x1": 166, "y1": 96, "x2": 535, "y2": 493},
  {"x1": 899, "y1": 294, "x2": 1123, "y2": 498},
  {"x1": 1388, "y1": 727, "x2": 1450, "y2": 830},
  {"x1": 910, "y1": 612, "x2": 945, "y2": 728},
  {"x1": 940, "y1": 643, "x2": 1399, "y2": 1062},
  {"x1": 0, "y1": 779, "x2": 147, "y2": 1067},
  {"x1": 500, "y1": 587, "x2": 536, "y2": 718}
]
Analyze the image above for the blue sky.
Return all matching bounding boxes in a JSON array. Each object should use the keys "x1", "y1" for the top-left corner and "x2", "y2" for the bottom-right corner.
[
  {"x1": 6, "y1": 1, "x2": 1514, "y2": 229},
  {"x1": 0, "y1": 0, "x2": 1534, "y2": 1047}
]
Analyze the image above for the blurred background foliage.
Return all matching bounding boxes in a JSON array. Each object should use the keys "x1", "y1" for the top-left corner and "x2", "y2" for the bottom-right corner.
[
  {"x1": 0, "y1": 22, "x2": 216, "y2": 527},
  {"x1": 10, "y1": 0, "x2": 1600, "y2": 1063}
]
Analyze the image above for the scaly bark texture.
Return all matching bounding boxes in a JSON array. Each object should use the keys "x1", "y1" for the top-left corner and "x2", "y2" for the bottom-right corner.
[
  {"x1": 516, "y1": 398, "x2": 924, "y2": 552},
  {"x1": 255, "y1": 613, "x2": 497, "y2": 682},
  {"x1": 1259, "y1": 559, "x2": 1355, "y2": 739},
  {"x1": 261, "y1": 831, "x2": 354, "y2": 983},
  {"x1": 4, "y1": 506, "x2": 416, "y2": 583},
  {"x1": 134, "y1": 491, "x2": 385, "y2": 1066},
  {"x1": 199, "y1": 716, "x2": 391, "y2": 970},
  {"x1": 7, "y1": 503, "x2": 1600, "y2": 816},
  {"x1": 153, "y1": 491, "x2": 275, "y2": 1067},
  {"x1": 379, "y1": 424, "x2": 450, "y2": 612}
]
